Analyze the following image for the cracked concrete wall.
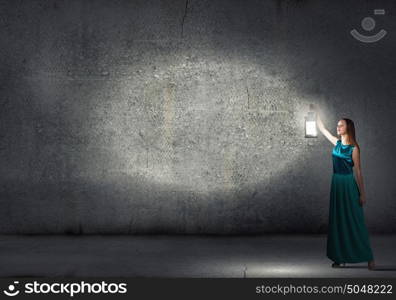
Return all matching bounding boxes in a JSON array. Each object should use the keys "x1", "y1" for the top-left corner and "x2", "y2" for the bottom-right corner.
[{"x1": 0, "y1": 0, "x2": 395, "y2": 234}]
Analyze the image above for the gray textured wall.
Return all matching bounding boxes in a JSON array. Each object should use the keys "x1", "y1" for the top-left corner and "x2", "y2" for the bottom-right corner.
[{"x1": 0, "y1": 0, "x2": 395, "y2": 234}]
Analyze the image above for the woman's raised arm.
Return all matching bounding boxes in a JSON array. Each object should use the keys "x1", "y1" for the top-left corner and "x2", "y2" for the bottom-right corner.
[{"x1": 316, "y1": 114, "x2": 338, "y2": 145}]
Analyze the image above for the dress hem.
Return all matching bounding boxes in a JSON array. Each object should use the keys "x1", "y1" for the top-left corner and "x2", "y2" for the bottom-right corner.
[{"x1": 326, "y1": 254, "x2": 373, "y2": 264}]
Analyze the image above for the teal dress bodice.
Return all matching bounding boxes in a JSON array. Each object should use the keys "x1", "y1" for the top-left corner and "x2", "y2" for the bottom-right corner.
[{"x1": 332, "y1": 140, "x2": 355, "y2": 174}]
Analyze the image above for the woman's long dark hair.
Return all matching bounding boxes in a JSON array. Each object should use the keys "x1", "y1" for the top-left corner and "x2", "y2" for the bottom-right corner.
[{"x1": 338, "y1": 118, "x2": 360, "y2": 152}]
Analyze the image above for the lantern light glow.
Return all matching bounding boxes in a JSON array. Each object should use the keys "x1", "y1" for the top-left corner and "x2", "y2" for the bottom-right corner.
[
  {"x1": 306, "y1": 120, "x2": 317, "y2": 137},
  {"x1": 305, "y1": 104, "x2": 317, "y2": 138}
]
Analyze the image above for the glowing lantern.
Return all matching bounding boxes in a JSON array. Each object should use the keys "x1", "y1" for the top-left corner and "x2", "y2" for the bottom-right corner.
[{"x1": 305, "y1": 104, "x2": 317, "y2": 138}]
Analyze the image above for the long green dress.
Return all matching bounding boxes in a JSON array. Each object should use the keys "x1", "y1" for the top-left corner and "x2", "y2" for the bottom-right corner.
[{"x1": 326, "y1": 139, "x2": 374, "y2": 263}]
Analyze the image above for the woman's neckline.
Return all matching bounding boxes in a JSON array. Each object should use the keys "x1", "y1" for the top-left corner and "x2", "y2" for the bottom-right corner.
[{"x1": 339, "y1": 140, "x2": 352, "y2": 146}]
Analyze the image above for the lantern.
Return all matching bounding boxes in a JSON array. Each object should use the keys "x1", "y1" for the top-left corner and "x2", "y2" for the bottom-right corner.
[{"x1": 305, "y1": 104, "x2": 317, "y2": 138}]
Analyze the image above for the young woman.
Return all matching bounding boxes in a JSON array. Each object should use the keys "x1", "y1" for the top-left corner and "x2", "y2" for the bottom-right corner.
[{"x1": 316, "y1": 114, "x2": 375, "y2": 270}]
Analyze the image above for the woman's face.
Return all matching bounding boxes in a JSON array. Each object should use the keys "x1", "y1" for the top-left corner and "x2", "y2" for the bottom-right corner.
[{"x1": 337, "y1": 120, "x2": 347, "y2": 136}]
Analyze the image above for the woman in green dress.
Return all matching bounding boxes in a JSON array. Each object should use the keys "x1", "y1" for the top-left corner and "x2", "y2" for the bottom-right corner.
[{"x1": 316, "y1": 114, "x2": 375, "y2": 270}]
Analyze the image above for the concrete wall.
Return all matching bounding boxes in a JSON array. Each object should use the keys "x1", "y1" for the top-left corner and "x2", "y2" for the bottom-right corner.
[{"x1": 0, "y1": 0, "x2": 395, "y2": 234}]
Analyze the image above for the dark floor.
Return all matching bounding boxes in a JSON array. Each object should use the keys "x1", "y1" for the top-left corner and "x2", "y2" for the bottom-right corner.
[{"x1": 0, "y1": 234, "x2": 395, "y2": 278}]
